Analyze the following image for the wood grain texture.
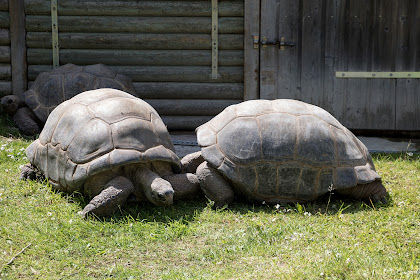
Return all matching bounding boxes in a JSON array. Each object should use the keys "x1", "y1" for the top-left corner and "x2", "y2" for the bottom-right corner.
[
  {"x1": 0, "y1": 11, "x2": 9, "y2": 28},
  {"x1": 243, "y1": 0, "x2": 260, "y2": 100},
  {"x1": 0, "y1": 80, "x2": 11, "y2": 97},
  {"x1": 28, "y1": 65, "x2": 244, "y2": 83},
  {"x1": 0, "y1": 0, "x2": 7, "y2": 12},
  {"x1": 0, "y1": 63, "x2": 11, "y2": 79},
  {"x1": 134, "y1": 82, "x2": 243, "y2": 99},
  {"x1": 27, "y1": 49, "x2": 244, "y2": 66},
  {"x1": 9, "y1": 0, "x2": 27, "y2": 98},
  {"x1": 25, "y1": 16, "x2": 244, "y2": 34},
  {"x1": 26, "y1": 32, "x2": 243, "y2": 50},
  {"x1": 0, "y1": 28, "x2": 9, "y2": 45},
  {"x1": 24, "y1": 0, "x2": 244, "y2": 17}
]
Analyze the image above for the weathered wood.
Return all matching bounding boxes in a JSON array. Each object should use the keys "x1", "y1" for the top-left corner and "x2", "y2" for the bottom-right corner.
[
  {"x1": 27, "y1": 49, "x2": 244, "y2": 66},
  {"x1": 9, "y1": 0, "x2": 27, "y2": 98},
  {"x1": 145, "y1": 99, "x2": 239, "y2": 116},
  {"x1": 0, "y1": 28, "x2": 9, "y2": 45},
  {"x1": 0, "y1": 63, "x2": 11, "y2": 79},
  {"x1": 0, "y1": 0, "x2": 8, "y2": 12},
  {"x1": 134, "y1": 82, "x2": 243, "y2": 99},
  {"x1": 26, "y1": 16, "x2": 244, "y2": 34},
  {"x1": 0, "y1": 11, "x2": 9, "y2": 28},
  {"x1": 26, "y1": 32, "x2": 244, "y2": 50},
  {"x1": 161, "y1": 116, "x2": 213, "y2": 130},
  {"x1": 300, "y1": 0, "x2": 324, "y2": 106},
  {"x1": 273, "y1": 0, "x2": 301, "y2": 100},
  {"x1": 259, "y1": 0, "x2": 278, "y2": 100},
  {"x1": 395, "y1": 0, "x2": 419, "y2": 130},
  {"x1": 243, "y1": 0, "x2": 259, "y2": 100},
  {"x1": 0, "y1": 45, "x2": 9, "y2": 62},
  {"x1": 29, "y1": 65, "x2": 244, "y2": 83},
  {"x1": 24, "y1": 0, "x2": 244, "y2": 17},
  {"x1": 0, "y1": 80, "x2": 12, "y2": 97}
]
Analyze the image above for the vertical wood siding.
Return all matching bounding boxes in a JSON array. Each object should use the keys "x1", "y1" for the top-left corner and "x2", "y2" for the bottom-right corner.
[
  {"x1": 0, "y1": 0, "x2": 11, "y2": 98},
  {"x1": 24, "y1": 0, "x2": 244, "y2": 130}
]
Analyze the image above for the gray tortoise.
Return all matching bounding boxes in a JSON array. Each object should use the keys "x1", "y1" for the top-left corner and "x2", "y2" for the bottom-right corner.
[
  {"x1": 21, "y1": 88, "x2": 199, "y2": 217},
  {"x1": 182, "y1": 99, "x2": 388, "y2": 207},
  {"x1": 1, "y1": 63, "x2": 136, "y2": 135}
]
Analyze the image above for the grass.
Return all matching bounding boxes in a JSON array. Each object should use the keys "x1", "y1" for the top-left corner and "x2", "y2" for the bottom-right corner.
[{"x1": 0, "y1": 116, "x2": 419, "y2": 279}]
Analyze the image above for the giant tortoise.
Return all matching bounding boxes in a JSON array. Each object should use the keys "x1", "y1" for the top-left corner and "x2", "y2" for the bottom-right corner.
[
  {"x1": 21, "y1": 88, "x2": 199, "y2": 217},
  {"x1": 1, "y1": 63, "x2": 136, "y2": 135},
  {"x1": 182, "y1": 99, "x2": 388, "y2": 207}
]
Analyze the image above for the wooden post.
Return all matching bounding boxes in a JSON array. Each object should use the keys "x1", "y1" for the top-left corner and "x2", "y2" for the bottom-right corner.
[
  {"x1": 244, "y1": 0, "x2": 260, "y2": 100},
  {"x1": 9, "y1": 0, "x2": 27, "y2": 100}
]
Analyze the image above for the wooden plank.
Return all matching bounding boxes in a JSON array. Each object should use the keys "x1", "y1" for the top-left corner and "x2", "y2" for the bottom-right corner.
[
  {"x1": 0, "y1": 80, "x2": 12, "y2": 97},
  {"x1": 0, "y1": 28, "x2": 9, "y2": 45},
  {"x1": 343, "y1": 0, "x2": 372, "y2": 129},
  {"x1": 27, "y1": 49, "x2": 244, "y2": 66},
  {"x1": 161, "y1": 116, "x2": 213, "y2": 130},
  {"x1": 0, "y1": 11, "x2": 9, "y2": 28},
  {"x1": 9, "y1": 0, "x2": 27, "y2": 99},
  {"x1": 395, "y1": 0, "x2": 420, "y2": 130},
  {"x1": 300, "y1": 0, "x2": 324, "y2": 105},
  {"x1": 133, "y1": 82, "x2": 243, "y2": 99},
  {"x1": 25, "y1": 16, "x2": 244, "y2": 34},
  {"x1": 259, "y1": 0, "x2": 278, "y2": 100},
  {"x1": 0, "y1": 63, "x2": 11, "y2": 79},
  {"x1": 145, "y1": 99, "x2": 239, "y2": 116},
  {"x1": 26, "y1": 32, "x2": 244, "y2": 50},
  {"x1": 274, "y1": 0, "x2": 301, "y2": 100},
  {"x1": 0, "y1": 0, "x2": 7, "y2": 12},
  {"x1": 243, "y1": 0, "x2": 260, "y2": 100},
  {"x1": 29, "y1": 65, "x2": 244, "y2": 83},
  {"x1": 24, "y1": 0, "x2": 244, "y2": 17},
  {"x1": 0, "y1": 45, "x2": 9, "y2": 62},
  {"x1": 322, "y1": 0, "x2": 346, "y2": 121},
  {"x1": 367, "y1": 0, "x2": 397, "y2": 130}
]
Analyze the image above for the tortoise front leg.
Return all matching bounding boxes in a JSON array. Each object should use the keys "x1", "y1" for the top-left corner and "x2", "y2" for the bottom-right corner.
[
  {"x1": 335, "y1": 180, "x2": 388, "y2": 204},
  {"x1": 81, "y1": 176, "x2": 134, "y2": 218},
  {"x1": 181, "y1": 151, "x2": 204, "y2": 173},
  {"x1": 197, "y1": 162, "x2": 234, "y2": 207}
]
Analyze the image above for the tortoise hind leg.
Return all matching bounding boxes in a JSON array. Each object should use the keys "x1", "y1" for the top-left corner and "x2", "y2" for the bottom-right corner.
[
  {"x1": 335, "y1": 180, "x2": 388, "y2": 204},
  {"x1": 81, "y1": 176, "x2": 134, "y2": 218},
  {"x1": 197, "y1": 162, "x2": 234, "y2": 207}
]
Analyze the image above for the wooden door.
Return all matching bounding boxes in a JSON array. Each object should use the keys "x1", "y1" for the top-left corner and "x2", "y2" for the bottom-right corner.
[{"x1": 255, "y1": 0, "x2": 420, "y2": 131}]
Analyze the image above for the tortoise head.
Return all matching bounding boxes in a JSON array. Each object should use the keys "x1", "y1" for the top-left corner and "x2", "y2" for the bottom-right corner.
[
  {"x1": 0, "y1": 95, "x2": 21, "y2": 115},
  {"x1": 149, "y1": 181, "x2": 174, "y2": 206}
]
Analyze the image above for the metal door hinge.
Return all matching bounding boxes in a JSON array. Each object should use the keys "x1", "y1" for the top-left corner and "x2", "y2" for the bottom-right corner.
[
  {"x1": 336, "y1": 72, "x2": 420, "y2": 79},
  {"x1": 254, "y1": 36, "x2": 296, "y2": 50}
]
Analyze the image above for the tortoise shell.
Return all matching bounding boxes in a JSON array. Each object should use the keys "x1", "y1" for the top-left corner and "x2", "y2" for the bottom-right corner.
[
  {"x1": 196, "y1": 99, "x2": 381, "y2": 203},
  {"x1": 26, "y1": 88, "x2": 180, "y2": 193},
  {"x1": 24, "y1": 63, "x2": 136, "y2": 123}
]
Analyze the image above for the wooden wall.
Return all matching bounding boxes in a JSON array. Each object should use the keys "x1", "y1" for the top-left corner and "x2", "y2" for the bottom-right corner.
[
  {"x1": 24, "y1": 0, "x2": 244, "y2": 130},
  {"x1": 0, "y1": 0, "x2": 11, "y2": 98}
]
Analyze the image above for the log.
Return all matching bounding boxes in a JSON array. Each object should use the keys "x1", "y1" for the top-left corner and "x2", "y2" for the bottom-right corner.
[
  {"x1": 24, "y1": 0, "x2": 244, "y2": 17},
  {"x1": 25, "y1": 16, "x2": 244, "y2": 34},
  {"x1": 29, "y1": 65, "x2": 244, "y2": 83},
  {"x1": 9, "y1": 0, "x2": 27, "y2": 98},
  {"x1": 0, "y1": 11, "x2": 9, "y2": 28},
  {"x1": 0, "y1": 80, "x2": 12, "y2": 97},
  {"x1": 0, "y1": 63, "x2": 11, "y2": 79},
  {"x1": 161, "y1": 115, "x2": 213, "y2": 130},
  {"x1": 145, "y1": 99, "x2": 239, "y2": 116},
  {"x1": 134, "y1": 82, "x2": 243, "y2": 99},
  {"x1": 27, "y1": 49, "x2": 244, "y2": 66},
  {"x1": 0, "y1": 28, "x2": 9, "y2": 45},
  {"x1": 0, "y1": 45, "x2": 9, "y2": 62},
  {"x1": 26, "y1": 32, "x2": 244, "y2": 50},
  {"x1": 0, "y1": 0, "x2": 7, "y2": 12}
]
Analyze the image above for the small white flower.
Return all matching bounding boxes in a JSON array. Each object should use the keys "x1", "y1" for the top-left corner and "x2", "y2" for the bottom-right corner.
[
  {"x1": 0, "y1": 147, "x2": 5, "y2": 150},
  {"x1": 304, "y1": 212, "x2": 312, "y2": 217},
  {"x1": 47, "y1": 212, "x2": 52, "y2": 216},
  {"x1": 20, "y1": 148, "x2": 25, "y2": 151},
  {"x1": 69, "y1": 219, "x2": 73, "y2": 224},
  {"x1": 271, "y1": 218, "x2": 277, "y2": 222},
  {"x1": 262, "y1": 201, "x2": 266, "y2": 205},
  {"x1": 275, "y1": 204, "x2": 280, "y2": 210}
]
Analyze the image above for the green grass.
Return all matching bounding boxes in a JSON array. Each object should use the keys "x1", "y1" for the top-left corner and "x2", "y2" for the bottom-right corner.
[{"x1": 0, "y1": 117, "x2": 419, "y2": 279}]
